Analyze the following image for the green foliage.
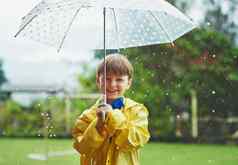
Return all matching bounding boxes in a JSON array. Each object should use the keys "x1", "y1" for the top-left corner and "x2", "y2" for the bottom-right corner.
[
  {"x1": 203, "y1": 0, "x2": 238, "y2": 42},
  {"x1": 0, "y1": 95, "x2": 95, "y2": 137},
  {"x1": 0, "y1": 100, "x2": 42, "y2": 136},
  {"x1": 0, "y1": 59, "x2": 8, "y2": 101},
  {"x1": 0, "y1": 60, "x2": 6, "y2": 86}
]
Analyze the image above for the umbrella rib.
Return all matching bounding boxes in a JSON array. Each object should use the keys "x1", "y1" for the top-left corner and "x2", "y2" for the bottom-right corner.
[
  {"x1": 57, "y1": 7, "x2": 82, "y2": 52},
  {"x1": 111, "y1": 8, "x2": 120, "y2": 50},
  {"x1": 149, "y1": 11, "x2": 173, "y2": 44},
  {"x1": 14, "y1": 15, "x2": 38, "y2": 38}
]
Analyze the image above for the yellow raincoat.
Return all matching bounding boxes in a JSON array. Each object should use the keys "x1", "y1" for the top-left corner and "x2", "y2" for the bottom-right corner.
[{"x1": 72, "y1": 97, "x2": 150, "y2": 165}]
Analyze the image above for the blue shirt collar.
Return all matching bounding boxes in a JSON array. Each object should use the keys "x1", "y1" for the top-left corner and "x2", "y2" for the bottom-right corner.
[{"x1": 110, "y1": 97, "x2": 124, "y2": 110}]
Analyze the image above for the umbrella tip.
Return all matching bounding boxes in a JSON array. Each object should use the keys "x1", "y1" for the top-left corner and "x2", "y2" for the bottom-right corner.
[{"x1": 14, "y1": 32, "x2": 19, "y2": 38}]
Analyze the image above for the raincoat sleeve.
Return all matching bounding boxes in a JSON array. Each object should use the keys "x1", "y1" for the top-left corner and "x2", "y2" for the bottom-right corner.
[
  {"x1": 105, "y1": 104, "x2": 150, "y2": 150},
  {"x1": 72, "y1": 109, "x2": 105, "y2": 156}
]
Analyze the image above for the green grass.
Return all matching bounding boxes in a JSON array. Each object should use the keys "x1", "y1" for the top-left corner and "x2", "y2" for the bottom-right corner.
[{"x1": 0, "y1": 138, "x2": 237, "y2": 165}]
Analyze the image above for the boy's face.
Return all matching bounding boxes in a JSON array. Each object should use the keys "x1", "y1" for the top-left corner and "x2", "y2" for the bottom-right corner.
[{"x1": 96, "y1": 72, "x2": 132, "y2": 102}]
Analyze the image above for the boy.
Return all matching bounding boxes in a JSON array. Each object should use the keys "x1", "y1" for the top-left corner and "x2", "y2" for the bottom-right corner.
[{"x1": 72, "y1": 54, "x2": 150, "y2": 165}]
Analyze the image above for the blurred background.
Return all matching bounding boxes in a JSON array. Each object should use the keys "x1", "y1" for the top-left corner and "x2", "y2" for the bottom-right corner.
[{"x1": 0, "y1": 0, "x2": 238, "y2": 165}]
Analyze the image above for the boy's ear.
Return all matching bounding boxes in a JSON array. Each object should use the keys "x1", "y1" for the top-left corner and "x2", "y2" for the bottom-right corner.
[{"x1": 127, "y1": 78, "x2": 132, "y2": 89}]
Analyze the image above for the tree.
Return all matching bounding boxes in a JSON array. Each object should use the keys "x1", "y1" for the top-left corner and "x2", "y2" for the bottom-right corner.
[
  {"x1": 0, "y1": 60, "x2": 6, "y2": 87},
  {"x1": 0, "y1": 59, "x2": 8, "y2": 102},
  {"x1": 203, "y1": 0, "x2": 238, "y2": 43}
]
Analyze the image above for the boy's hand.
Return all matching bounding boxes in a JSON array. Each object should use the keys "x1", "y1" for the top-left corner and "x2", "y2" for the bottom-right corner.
[
  {"x1": 96, "y1": 104, "x2": 112, "y2": 121},
  {"x1": 96, "y1": 104, "x2": 112, "y2": 136}
]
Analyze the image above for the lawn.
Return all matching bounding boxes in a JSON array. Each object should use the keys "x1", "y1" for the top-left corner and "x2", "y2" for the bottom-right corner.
[{"x1": 0, "y1": 138, "x2": 237, "y2": 165}]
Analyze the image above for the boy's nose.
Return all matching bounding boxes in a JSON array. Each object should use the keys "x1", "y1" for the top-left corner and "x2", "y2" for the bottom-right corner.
[{"x1": 108, "y1": 80, "x2": 117, "y2": 87}]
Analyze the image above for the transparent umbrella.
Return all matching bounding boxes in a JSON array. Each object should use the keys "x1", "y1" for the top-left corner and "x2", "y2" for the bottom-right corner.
[{"x1": 15, "y1": 0, "x2": 197, "y2": 107}]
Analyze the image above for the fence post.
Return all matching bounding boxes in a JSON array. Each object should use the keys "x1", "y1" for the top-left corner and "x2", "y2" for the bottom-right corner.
[{"x1": 190, "y1": 89, "x2": 198, "y2": 138}]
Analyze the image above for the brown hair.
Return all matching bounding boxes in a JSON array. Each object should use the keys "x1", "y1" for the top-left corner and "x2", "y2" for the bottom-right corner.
[{"x1": 96, "y1": 54, "x2": 133, "y2": 79}]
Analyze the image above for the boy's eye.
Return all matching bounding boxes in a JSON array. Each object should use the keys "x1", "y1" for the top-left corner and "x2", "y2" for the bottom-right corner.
[{"x1": 116, "y1": 78, "x2": 123, "y2": 82}]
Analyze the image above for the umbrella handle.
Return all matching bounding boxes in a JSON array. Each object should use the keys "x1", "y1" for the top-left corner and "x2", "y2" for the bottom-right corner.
[
  {"x1": 101, "y1": 111, "x2": 106, "y2": 122},
  {"x1": 98, "y1": 104, "x2": 106, "y2": 122}
]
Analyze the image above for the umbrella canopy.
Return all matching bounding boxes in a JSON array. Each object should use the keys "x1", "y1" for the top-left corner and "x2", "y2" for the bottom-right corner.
[
  {"x1": 15, "y1": 0, "x2": 197, "y2": 108},
  {"x1": 15, "y1": 0, "x2": 197, "y2": 51}
]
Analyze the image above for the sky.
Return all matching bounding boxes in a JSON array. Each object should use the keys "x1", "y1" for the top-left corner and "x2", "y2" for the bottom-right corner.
[{"x1": 0, "y1": 0, "x2": 205, "y2": 105}]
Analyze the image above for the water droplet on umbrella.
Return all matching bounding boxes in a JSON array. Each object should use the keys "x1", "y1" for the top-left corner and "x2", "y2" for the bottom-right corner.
[
  {"x1": 212, "y1": 109, "x2": 215, "y2": 113},
  {"x1": 212, "y1": 54, "x2": 216, "y2": 58},
  {"x1": 212, "y1": 90, "x2": 216, "y2": 95}
]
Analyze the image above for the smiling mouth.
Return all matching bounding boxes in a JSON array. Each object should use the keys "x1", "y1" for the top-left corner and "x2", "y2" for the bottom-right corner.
[{"x1": 107, "y1": 91, "x2": 118, "y2": 94}]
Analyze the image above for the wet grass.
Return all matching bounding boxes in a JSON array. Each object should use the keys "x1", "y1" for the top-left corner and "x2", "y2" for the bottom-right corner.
[{"x1": 0, "y1": 138, "x2": 237, "y2": 165}]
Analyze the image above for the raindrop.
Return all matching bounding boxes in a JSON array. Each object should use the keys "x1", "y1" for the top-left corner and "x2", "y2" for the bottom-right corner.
[
  {"x1": 165, "y1": 92, "x2": 169, "y2": 96},
  {"x1": 212, "y1": 90, "x2": 216, "y2": 95},
  {"x1": 176, "y1": 115, "x2": 180, "y2": 119},
  {"x1": 206, "y1": 22, "x2": 211, "y2": 26},
  {"x1": 41, "y1": 112, "x2": 45, "y2": 116},
  {"x1": 212, "y1": 54, "x2": 216, "y2": 58},
  {"x1": 212, "y1": 109, "x2": 215, "y2": 113},
  {"x1": 38, "y1": 134, "x2": 41, "y2": 137}
]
